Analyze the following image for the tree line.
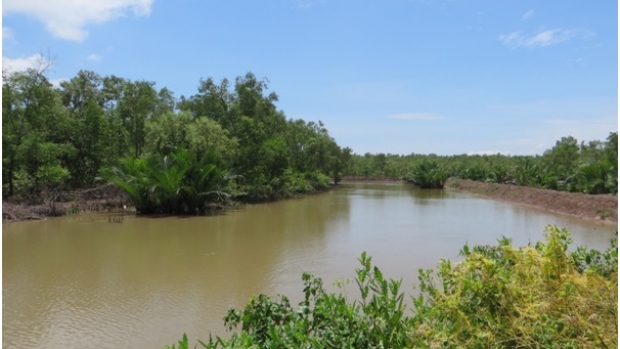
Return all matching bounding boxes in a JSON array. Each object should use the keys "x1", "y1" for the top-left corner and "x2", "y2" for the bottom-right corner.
[
  {"x1": 3, "y1": 64, "x2": 616, "y2": 214},
  {"x1": 2, "y1": 66, "x2": 352, "y2": 210},
  {"x1": 346, "y1": 133, "x2": 618, "y2": 194}
]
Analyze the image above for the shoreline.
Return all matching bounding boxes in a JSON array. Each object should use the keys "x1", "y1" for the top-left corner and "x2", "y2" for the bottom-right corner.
[
  {"x1": 3, "y1": 179, "x2": 617, "y2": 224},
  {"x1": 444, "y1": 178, "x2": 618, "y2": 224},
  {"x1": 2, "y1": 185, "x2": 131, "y2": 223}
]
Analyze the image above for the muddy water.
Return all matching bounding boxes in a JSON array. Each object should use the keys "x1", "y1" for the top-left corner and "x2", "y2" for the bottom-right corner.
[{"x1": 3, "y1": 182, "x2": 616, "y2": 348}]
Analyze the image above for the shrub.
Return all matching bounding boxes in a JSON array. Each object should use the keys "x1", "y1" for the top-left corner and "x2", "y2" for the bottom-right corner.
[
  {"x1": 166, "y1": 226, "x2": 618, "y2": 349},
  {"x1": 101, "y1": 148, "x2": 231, "y2": 214},
  {"x1": 405, "y1": 161, "x2": 448, "y2": 188}
]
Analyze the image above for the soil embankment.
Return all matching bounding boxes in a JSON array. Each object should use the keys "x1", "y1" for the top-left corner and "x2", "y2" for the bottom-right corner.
[
  {"x1": 3, "y1": 185, "x2": 130, "y2": 222},
  {"x1": 340, "y1": 176, "x2": 402, "y2": 182},
  {"x1": 445, "y1": 178, "x2": 618, "y2": 223},
  {"x1": 4, "y1": 179, "x2": 617, "y2": 224}
]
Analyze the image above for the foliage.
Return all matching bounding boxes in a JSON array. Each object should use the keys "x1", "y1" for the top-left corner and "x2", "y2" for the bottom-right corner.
[
  {"x1": 405, "y1": 160, "x2": 448, "y2": 188},
  {"x1": 413, "y1": 226, "x2": 618, "y2": 348},
  {"x1": 4, "y1": 64, "x2": 613, "y2": 202},
  {"x1": 346, "y1": 132, "x2": 618, "y2": 195},
  {"x1": 101, "y1": 148, "x2": 231, "y2": 215},
  {"x1": 167, "y1": 226, "x2": 618, "y2": 349},
  {"x1": 216, "y1": 252, "x2": 411, "y2": 349},
  {"x1": 3, "y1": 68, "x2": 350, "y2": 206}
]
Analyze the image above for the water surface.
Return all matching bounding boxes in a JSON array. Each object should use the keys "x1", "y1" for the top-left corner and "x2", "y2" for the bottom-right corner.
[{"x1": 3, "y1": 182, "x2": 616, "y2": 348}]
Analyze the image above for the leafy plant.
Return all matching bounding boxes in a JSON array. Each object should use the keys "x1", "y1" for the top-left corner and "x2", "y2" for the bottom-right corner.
[
  {"x1": 101, "y1": 147, "x2": 231, "y2": 215},
  {"x1": 405, "y1": 160, "x2": 448, "y2": 188},
  {"x1": 166, "y1": 226, "x2": 618, "y2": 349}
]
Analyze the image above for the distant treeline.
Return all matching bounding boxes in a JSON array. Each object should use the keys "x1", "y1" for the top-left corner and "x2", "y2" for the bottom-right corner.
[
  {"x1": 3, "y1": 65, "x2": 616, "y2": 213},
  {"x1": 345, "y1": 133, "x2": 618, "y2": 194},
  {"x1": 2, "y1": 67, "x2": 352, "y2": 209}
]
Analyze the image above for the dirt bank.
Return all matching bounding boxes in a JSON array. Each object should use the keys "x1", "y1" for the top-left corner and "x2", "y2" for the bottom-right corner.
[
  {"x1": 4, "y1": 179, "x2": 617, "y2": 224},
  {"x1": 445, "y1": 178, "x2": 618, "y2": 223},
  {"x1": 340, "y1": 176, "x2": 402, "y2": 182},
  {"x1": 3, "y1": 185, "x2": 130, "y2": 222}
]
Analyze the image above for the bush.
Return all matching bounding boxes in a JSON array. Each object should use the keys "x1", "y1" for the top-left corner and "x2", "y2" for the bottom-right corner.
[
  {"x1": 166, "y1": 226, "x2": 618, "y2": 349},
  {"x1": 304, "y1": 171, "x2": 331, "y2": 190},
  {"x1": 101, "y1": 148, "x2": 231, "y2": 214},
  {"x1": 405, "y1": 161, "x2": 448, "y2": 188}
]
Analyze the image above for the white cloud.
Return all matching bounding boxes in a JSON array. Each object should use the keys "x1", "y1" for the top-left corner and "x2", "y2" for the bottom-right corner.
[
  {"x1": 3, "y1": 26, "x2": 14, "y2": 39},
  {"x1": 498, "y1": 31, "x2": 521, "y2": 46},
  {"x1": 515, "y1": 118, "x2": 617, "y2": 155},
  {"x1": 499, "y1": 28, "x2": 591, "y2": 48},
  {"x1": 386, "y1": 112, "x2": 445, "y2": 120},
  {"x1": 3, "y1": 0, "x2": 153, "y2": 42},
  {"x1": 467, "y1": 150, "x2": 511, "y2": 156},
  {"x1": 521, "y1": 10, "x2": 535, "y2": 21},
  {"x1": 293, "y1": 0, "x2": 325, "y2": 9},
  {"x1": 87, "y1": 53, "x2": 102, "y2": 61},
  {"x1": 545, "y1": 118, "x2": 617, "y2": 140},
  {"x1": 49, "y1": 78, "x2": 69, "y2": 88},
  {"x1": 2, "y1": 53, "x2": 52, "y2": 74}
]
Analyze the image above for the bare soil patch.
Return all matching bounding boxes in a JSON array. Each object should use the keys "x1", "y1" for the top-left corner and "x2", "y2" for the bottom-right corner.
[
  {"x1": 3, "y1": 185, "x2": 131, "y2": 223},
  {"x1": 446, "y1": 178, "x2": 618, "y2": 223},
  {"x1": 340, "y1": 176, "x2": 402, "y2": 182}
]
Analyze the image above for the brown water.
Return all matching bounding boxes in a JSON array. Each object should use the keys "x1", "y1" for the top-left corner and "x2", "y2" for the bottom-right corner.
[{"x1": 3, "y1": 182, "x2": 616, "y2": 348}]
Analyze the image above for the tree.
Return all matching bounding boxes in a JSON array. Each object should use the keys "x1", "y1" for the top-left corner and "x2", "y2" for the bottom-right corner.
[
  {"x1": 179, "y1": 77, "x2": 232, "y2": 126},
  {"x1": 59, "y1": 70, "x2": 104, "y2": 118},
  {"x1": 187, "y1": 117, "x2": 239, "y2": 164},
  {"x1": 145, "y1": 111, "x2": 193, "y2": 155},
  {"x1": 117, "y1": 80, "x2": 158, "y2": 158},
  {"x1": 543, "y1": 136, "x2": 579, "y2": 180},
  {"x1": 2, "y1": 64, "x2": 67, "y2": 196},
  {"x1": 59, "y1": 72, "x2": 116, "y2": 187}
]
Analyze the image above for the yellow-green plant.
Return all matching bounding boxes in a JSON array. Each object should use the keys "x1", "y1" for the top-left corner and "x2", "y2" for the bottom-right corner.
[
  {"x1": 412, "y1": 226, "x2": 617, "y2": 349},
  {"x1": 166, "y1": 226, "x2": 617, "y2": 349}
]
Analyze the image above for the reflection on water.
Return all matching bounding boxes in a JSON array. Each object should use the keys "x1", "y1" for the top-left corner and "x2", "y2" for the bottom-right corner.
[{"x1": 3, "y1": 182, "x2": 616, "y2": 348}]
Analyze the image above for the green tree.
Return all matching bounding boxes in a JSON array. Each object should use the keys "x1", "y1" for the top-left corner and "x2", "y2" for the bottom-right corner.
[
  {"x1": 2, "y1": 66, "x2": 70, "y2": 196},
  {"x1": 118, "y1": 80, "x2": 158, "y2": 158},
  {"x1": 187, "y1": 117, "x2": 239, "y2": 164},
  {"x1": 145, "y1": 111, "x2": 193, "y2": 155},
  {"x1": 544, "y1": 136, "x2": 579, "y2": 180}
]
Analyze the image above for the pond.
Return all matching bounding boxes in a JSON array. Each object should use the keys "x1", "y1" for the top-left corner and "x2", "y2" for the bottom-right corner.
[{"x1": 3, "y1": 182, "x2": 616, "y2": 348}]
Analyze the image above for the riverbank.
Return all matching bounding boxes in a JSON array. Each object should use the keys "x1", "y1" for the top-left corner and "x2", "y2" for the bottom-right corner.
[
  {"x1": 4, "y1": 179, "x2": 618, "y2": 224},
  {"x1": 445, "y1": 178, "x2": 618, "y2": 223},
  {"x1": 2, "y1": 185, "x2": 131, "y2": 222},
  {"x1": 2, "y1": 182, "x2": 331, "y2": 222},
  {"x1": 340, "y1": 176, "x2": 402, "y2": 181}
]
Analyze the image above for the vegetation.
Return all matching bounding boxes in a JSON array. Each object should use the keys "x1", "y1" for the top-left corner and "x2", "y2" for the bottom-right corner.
[
  {"x1": 404, "y1": 160, "x2": 448, "y2": 188},
  {"x1": 2, "y1": 65, "x2": 351, "y2": 213},
  {"x1": 347, "y1": 133, "x2": 618, "y2": 194},
  {"x1": 165, "y1": 226, "x2": 618, "y2": 349},
  {"x1": 3, "y1": 61, "x2": 615, "y2": 215},
  {"x1": 100, "y1": 148, "x2": 232, "y2": 215}
]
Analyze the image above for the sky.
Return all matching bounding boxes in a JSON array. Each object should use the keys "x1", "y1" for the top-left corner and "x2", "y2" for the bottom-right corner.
[{"x1": 2, "y1": 0, "x2": 618, "y2": 156}]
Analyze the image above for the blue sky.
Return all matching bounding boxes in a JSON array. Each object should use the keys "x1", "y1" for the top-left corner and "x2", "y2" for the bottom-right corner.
[{"x1": 2, "y1": 0, "x2": 618, "y2": 155}]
